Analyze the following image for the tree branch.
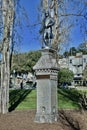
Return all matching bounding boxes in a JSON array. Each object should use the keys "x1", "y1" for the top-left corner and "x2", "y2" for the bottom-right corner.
[{"x1": 59, "y1": 13, "x2": 87, "y2": 20}]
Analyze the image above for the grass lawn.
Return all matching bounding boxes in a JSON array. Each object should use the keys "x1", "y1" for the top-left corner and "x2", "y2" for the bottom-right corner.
[
  {"x1": 16, "y1": 90, "x2": 36, "y2": 110},
  {"x1": 9, "y1": 88, "x2": 82, "y2": 111},
  {"x1": 58, "y1": 88, "x2": 80, "y2": 109},
  {"x1": 9, "y1": 89, "x2": 36, "y2": 111}
]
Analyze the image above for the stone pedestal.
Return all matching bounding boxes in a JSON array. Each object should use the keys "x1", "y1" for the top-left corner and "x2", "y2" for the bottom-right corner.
[{"x1": 33, "y1": 48, "x2": 59, "y2": 123}]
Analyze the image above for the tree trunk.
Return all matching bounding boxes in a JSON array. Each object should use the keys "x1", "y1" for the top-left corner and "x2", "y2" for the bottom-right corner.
[
  {"x1": 50, "y1": 0, "x2": 59, "y2": 50},
  {"x1": 0, "y1": 0, "x2": 14, "y2": 114},
  {"x1": 43, "y1": 0, "x2": 48, "y2": 12}
]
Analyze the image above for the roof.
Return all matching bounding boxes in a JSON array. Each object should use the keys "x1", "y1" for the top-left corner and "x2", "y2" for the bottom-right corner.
[{"x1": 33, "y1": 48, "x2": 59, "y2": 70}]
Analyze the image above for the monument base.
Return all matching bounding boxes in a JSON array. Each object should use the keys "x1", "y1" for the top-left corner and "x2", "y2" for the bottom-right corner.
[
  {"x1": 33, "y1": 48, "x2": 59, "y2": 123},
  {"x1": 34, "y1": 113, "x2": 58, "y2": 123}
]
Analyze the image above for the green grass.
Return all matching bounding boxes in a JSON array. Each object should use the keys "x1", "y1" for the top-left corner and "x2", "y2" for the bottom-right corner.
[
  {"x1": 16, "y1": 90, "x2": 36, "y2": 110},
  {"x1": 58, "y1": 88, "x2": 80, "y2": 109},
  {"x1": 9, "y1": 89, "x2": 36, "y2": 111},
  {"x1": 9, "y1": 88, "x2": 82, "y2": 111}
]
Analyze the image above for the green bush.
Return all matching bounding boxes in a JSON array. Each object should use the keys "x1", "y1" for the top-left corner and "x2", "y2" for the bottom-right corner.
[{"x1": 58, "y1": 68, "x2": 74, "y2": 86}]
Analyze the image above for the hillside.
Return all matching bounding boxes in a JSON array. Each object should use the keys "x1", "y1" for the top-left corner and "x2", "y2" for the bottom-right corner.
[{"x1": 11, "y1": 51, "x2": 41, "y2": 73}]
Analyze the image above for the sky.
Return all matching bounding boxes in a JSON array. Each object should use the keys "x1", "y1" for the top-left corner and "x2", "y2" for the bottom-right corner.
[
  {"x1": 17, "y1": 0, "x2": 87, "y2": 53},
  {"x1": 18, "y1": 0, "x2": 41, "y2": 52}
]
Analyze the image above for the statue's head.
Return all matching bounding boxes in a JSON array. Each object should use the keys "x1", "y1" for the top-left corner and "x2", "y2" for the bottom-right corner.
[{"x1": 45, "y1": 11, "x2": 49, "y2": 17}]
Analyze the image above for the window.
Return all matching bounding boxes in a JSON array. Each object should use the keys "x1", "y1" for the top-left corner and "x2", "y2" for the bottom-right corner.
[
  {"x1": 70, "y1": 59, "x2": 72, "y2": 63},
  {"x1": 83, "y1": 58, "x2": 86, "y2": 62},
  {"x1": 77, "y1": 74, "x2": 80, "y2": 76}
]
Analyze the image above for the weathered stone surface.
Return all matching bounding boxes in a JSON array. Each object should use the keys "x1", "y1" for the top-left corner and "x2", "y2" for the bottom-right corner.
[
  {"x1": 33, "y1": 48, "x2": 59, "y2": 123},
  {"x1": 33, "y1": 48, "x2": 58, "y2": 70}
]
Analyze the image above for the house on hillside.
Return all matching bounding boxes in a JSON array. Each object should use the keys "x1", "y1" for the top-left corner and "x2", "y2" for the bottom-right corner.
[
  {"x1": 59, "y1": 52, "x2": 87, "y2": 86},
  {"x1": 58, "y1": 58, "x2": 68, "y2": 69}
]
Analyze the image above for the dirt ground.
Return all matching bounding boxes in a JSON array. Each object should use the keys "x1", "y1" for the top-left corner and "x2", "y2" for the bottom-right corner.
[{"x1": 0, "y1": 110, "x2": 87, "y2": 130}]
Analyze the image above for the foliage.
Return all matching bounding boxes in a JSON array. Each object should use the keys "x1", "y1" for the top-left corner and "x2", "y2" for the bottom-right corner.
[
  {"x1": 11, "y1": 51, "x2": 41, "y2": 73},
  {"x1": 77, "y1": 42, "x2": 87, "y2": 54},
  {"x1": 63, "y1": 43, "x2": 87, "y2": 57},
  {"x1": 63, "y1": 47, "x2": 77, "y2": 57},
  {"x1": 58, "y1": 68, "x2": 74, "y2": 85},
  {"x1": 69, "y1": 47, "x2": 77, "y2": 56}
]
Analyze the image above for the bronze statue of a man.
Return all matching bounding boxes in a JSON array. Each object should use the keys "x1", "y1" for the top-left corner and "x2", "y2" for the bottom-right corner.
[{"x1": 43, "y1": 11, "x2": 55, "y2": 48}]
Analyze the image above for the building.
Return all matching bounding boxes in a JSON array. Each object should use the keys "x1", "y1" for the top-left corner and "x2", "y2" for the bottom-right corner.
[
  {"x1": 58, "y1": 58, "x2": 68, "y2": 69},
  {"x1": 59, "y1": 53, "x2": 87, "y2": 85}
]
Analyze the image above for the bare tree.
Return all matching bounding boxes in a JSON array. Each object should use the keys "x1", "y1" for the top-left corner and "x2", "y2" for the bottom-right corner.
[
  {"x1": 9, "y1": 0, "x2": 29, "y2": 70},
  {"x1": 41, "y1": 0, "x2": 87, "y2": 54},
  {"x1": 0, "y1": 0, "x2": 29, "y2": 113},
  {"x1": 0, "y1": 0, "x2": 14, "y2": 113}
]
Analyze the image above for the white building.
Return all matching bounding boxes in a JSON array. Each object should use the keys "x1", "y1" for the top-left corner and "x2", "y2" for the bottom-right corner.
[
  {"x1": 59, "y1": 53, "x2": 87, "y2": 85},
  {"x1": 58, "y1": 58, "x2": 68, "y2": 69}
]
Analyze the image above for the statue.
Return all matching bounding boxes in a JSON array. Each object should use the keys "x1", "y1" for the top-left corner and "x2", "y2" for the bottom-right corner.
[{"x1": 42, "y1": 11, "x2": 55, "y2": 48}]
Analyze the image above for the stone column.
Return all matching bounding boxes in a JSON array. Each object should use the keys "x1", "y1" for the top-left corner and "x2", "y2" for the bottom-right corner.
[{"x1": 33, "y1": 48, "x2": 59, "y2": 123}]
